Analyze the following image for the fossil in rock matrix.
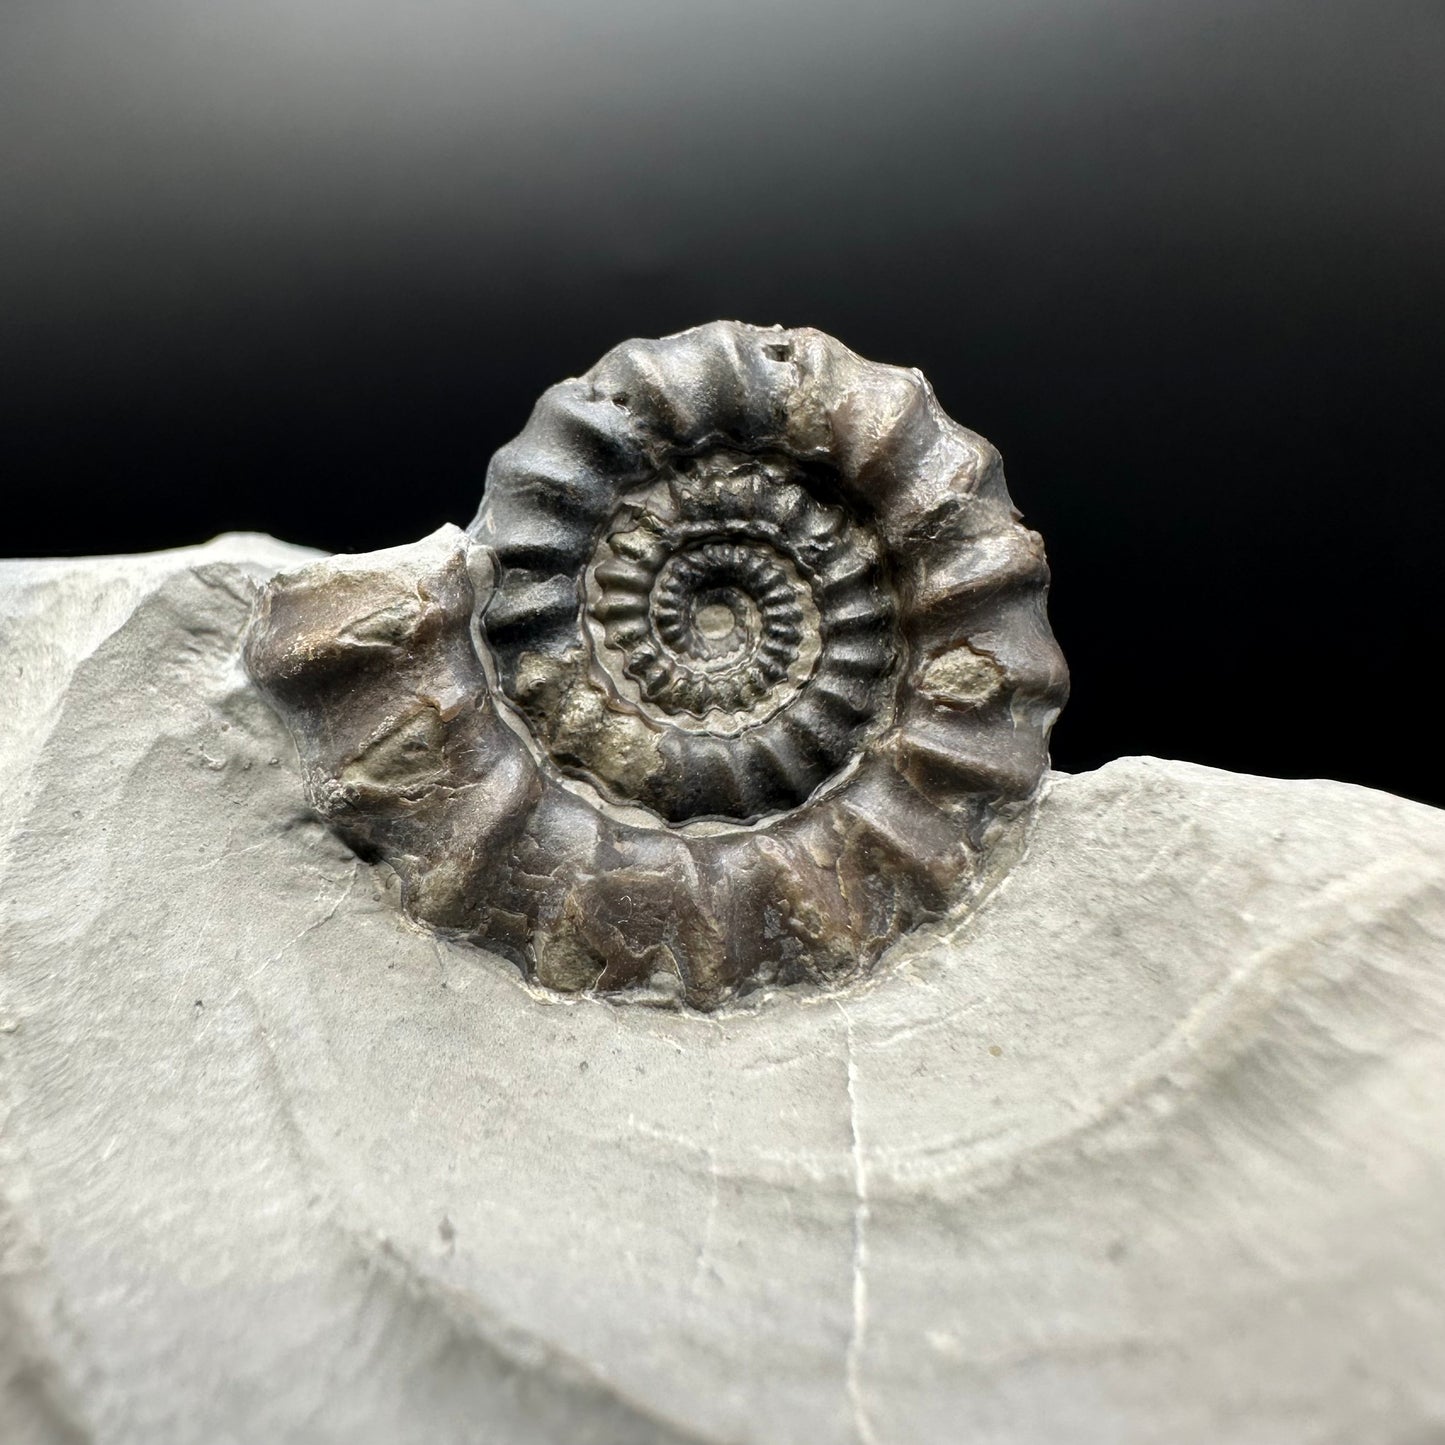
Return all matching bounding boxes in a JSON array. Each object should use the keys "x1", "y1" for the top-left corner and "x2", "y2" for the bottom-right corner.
[{"x1": 246, "y1": 322, "x2": 1069, "y2": 1009}]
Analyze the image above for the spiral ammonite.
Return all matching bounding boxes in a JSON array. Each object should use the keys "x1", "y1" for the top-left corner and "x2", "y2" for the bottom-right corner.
[
  {"x1": 246, "y1": 322, "x2": 1069, "y2": 1010},
  {"x1": 493, "y1": 448, "x2": 896, "y2": 824}
]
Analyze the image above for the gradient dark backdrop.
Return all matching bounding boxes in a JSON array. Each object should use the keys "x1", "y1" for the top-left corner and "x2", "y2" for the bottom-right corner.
[{"x1": 4, "y1": 0, "x2": 1441, "y2": 804}]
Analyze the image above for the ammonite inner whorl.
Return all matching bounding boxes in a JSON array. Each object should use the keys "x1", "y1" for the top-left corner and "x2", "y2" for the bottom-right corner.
[
  {"x1": 485, "y1": 446, "x2": 896, "y2": 825},
  {"x1": 245, "y1": 322, "x2": 1069, "y2": 1010}
]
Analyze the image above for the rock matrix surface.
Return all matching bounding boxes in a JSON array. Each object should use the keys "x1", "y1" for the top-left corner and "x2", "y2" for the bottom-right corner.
[{"x1": 2, "y1": 539, "x2": 1443, "y2": 1445}]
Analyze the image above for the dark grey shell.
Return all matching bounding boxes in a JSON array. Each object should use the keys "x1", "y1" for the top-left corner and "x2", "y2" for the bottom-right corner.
[{"x1": 246, "y1": 322, "x2": 1068, "y2": 1009}]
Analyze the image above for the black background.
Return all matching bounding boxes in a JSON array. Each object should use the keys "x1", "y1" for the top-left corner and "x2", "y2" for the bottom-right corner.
[{"x1": 4, "y1": 0, "x2": 1441, "y2": 804}]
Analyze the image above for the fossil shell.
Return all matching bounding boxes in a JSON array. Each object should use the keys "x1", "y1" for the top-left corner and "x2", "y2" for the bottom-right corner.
[{"x1": 246, "y1": 322, "x2": 1068, "y2": 1009}]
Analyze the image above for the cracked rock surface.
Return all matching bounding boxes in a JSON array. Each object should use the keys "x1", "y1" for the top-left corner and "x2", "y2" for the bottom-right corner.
[{"x1": 2, "y1": 537, "x2": 1444, "y2": 1445}]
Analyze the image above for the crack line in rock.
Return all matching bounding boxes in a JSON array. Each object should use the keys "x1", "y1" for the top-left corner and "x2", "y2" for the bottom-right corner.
[{"x1": 838, "y1": 1000, "x2": 878, "y2": 1445}]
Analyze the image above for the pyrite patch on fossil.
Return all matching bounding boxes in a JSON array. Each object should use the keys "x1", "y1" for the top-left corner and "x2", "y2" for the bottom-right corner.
[{"x1": 246, "y1": 322, "x2": 1069, "y2": 1009}]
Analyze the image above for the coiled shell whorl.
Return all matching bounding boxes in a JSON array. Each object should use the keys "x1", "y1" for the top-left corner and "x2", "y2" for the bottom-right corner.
[{"x1": 246, "y1": 323, "x2": 1068, "y2": 1010}]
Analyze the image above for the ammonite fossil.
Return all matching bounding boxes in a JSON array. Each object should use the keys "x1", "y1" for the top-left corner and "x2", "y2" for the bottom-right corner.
[{"x1": 246, "y1": 322, "x2": 1068, "y2": 1010}]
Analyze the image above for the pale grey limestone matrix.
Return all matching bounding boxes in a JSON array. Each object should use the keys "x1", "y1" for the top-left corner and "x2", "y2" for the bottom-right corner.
[{"x1": 2, "y1": 537, "x2": 1443, "y2": 1445}]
